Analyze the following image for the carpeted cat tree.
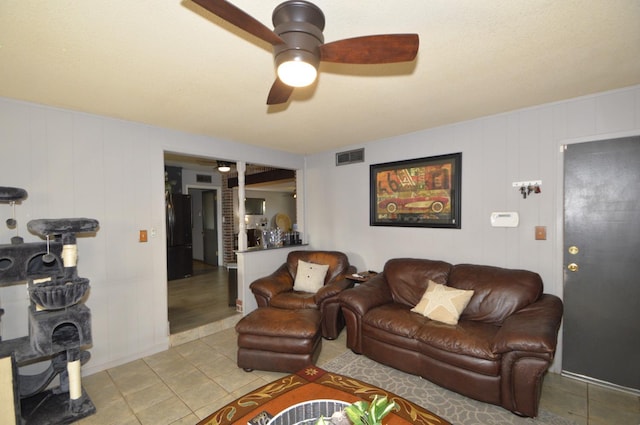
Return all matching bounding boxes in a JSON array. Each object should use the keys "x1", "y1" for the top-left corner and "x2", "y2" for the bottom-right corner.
[{"x1": 0, "y1": 186, "x2": 99, "y2": 424}]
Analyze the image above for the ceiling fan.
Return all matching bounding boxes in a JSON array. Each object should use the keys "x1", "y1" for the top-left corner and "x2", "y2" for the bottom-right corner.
[{"x1": 190, "y1": 0, "x2": 419, "y2": 105}]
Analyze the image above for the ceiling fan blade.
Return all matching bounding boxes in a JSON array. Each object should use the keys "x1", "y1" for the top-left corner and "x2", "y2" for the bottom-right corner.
[
  {"x1": 267, "y1": 79, "x2": 294, "y2": 105},
  {"x1": 320, "y1": 34, "x2": 419, "y2": 64},
  {"x1": 191, "y1": 0, "x2": 285, "y2": 46}
]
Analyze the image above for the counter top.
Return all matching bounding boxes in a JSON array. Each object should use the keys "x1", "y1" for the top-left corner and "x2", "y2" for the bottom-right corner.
[{"x1": 235, "y1": 244, "x2": 307, "y2": 254}]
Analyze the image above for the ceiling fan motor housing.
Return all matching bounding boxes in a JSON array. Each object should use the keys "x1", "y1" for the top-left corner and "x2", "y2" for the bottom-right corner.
[{"x1": 272, "y1": 1, "x2": 325, "y2": 70}]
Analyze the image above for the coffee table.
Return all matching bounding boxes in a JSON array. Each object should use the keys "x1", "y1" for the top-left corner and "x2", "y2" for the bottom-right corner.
[{"x1": 197, "y1": 365, "x2": 450, "y2": 425}]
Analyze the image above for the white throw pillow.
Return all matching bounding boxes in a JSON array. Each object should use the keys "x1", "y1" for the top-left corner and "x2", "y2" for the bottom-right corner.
[
  {"x1": 293, "y1": 260, "x2": 329, "y2": 293},
  {"x1": 411, "y1": 280, "x2": 474, "y2": 325}
]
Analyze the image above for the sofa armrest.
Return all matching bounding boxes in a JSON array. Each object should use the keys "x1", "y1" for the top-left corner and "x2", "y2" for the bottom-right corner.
[
  {"x1": 493, "y1": 294, "x2": 563, "y2": 355},
  {"x1": 314, "y1": 264, "x2": 356, "y2": 302},
  {"x1": 249, "y1": 264, "x2": 293, "y2": 306},
  {"x1": 315, "y1": 276, "x2": 355, "y2": 305},
  {"x1": 497, "y1": 295, "x2": 563, "y2": 417},
  {"x1": 339, "y1": 275, "x2": 394, "y2": 352},
  {"x1": 338, "y1": 274, "x2": 394, "y2": 316}
]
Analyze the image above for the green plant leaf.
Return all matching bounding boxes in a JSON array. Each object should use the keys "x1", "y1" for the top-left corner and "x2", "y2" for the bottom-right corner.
[
  {"x1": 343, "y1": 396, "x2": 397, "y2": 425},
  {"x1": 376, "y1": 401, "x2": 397, "y2": 420},
  {"x1": 370, "y1": 395, "x2": 385, "y2": 420},
  {"x1": 344, "y1": 404, "x2": 368, "y2": 425}
]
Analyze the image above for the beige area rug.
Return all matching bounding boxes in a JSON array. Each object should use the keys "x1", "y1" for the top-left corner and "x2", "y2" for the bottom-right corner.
[{"x1": 322, "y1": 351, "x2": 578, "y2": 425}]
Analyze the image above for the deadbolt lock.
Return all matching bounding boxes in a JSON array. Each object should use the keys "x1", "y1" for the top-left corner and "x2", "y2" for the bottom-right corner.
[
  {"x1": 568, "y1": 246, "x2": 579, "y2": 255},
  {"x1": 567, "y1": 263, "x2": 579, "y2": 272}
]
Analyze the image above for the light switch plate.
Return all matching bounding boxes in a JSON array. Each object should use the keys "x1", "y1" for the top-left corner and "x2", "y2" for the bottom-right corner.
[
  {"x1": 535, "y1": 226, "x2": 547, "y2": 240},
  {"x1": 490, "y1": 212, "x2": 519, "y2": 227}
]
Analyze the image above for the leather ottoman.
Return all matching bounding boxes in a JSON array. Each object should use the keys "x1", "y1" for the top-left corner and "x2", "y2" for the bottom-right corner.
[{"x1": 236, "y1": 307, "x2": 322, "y2": 373}]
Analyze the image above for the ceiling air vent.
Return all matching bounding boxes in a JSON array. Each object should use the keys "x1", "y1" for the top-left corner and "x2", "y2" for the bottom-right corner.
[
  {"x1": 336, "y1": 148, "x2": 365, "y2": 166},
  {"x1": 196, "y1": 174, "x2": 213, "y2": 183}
]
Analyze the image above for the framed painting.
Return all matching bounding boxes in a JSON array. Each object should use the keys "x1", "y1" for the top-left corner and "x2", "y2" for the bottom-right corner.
[{"x1": 370, "y1": 153, "x2": 461, "y2": 228}]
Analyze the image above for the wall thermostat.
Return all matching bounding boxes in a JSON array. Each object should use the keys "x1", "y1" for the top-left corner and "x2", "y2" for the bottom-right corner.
[{"x1": 490, "y1": 212, "x2": 519, "y2": 227}]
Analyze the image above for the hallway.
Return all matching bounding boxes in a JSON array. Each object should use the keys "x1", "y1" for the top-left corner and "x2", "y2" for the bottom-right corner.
[{"x1": 167, "y1": 261, "x2": 238, "y2": 335}]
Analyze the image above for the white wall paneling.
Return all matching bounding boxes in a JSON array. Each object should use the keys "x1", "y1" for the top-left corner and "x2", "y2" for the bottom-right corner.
[
  {"x1": 304, "y1": 85, "x2": 640, "y2": 372},
  {"x1": 1, "y1": 84, "x2": 638, "y2": 376},
  {"x1": 0, "y1": 98, "x2": 304, "y2": 375}
]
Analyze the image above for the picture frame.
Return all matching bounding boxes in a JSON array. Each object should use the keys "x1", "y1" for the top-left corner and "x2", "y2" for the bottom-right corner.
[{"x1": 370, "y1": 153, "x2": 462, "y2": 228}]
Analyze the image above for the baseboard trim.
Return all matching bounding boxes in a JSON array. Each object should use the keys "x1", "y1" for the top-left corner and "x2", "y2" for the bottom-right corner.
[{"x1": 561, "y1": 371, "x2": 640, "y2": 396}]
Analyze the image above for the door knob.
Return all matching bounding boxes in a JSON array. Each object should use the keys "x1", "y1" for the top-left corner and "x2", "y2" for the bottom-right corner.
[
  {"x1": 567, "y1": 263, "x2": 579, "y2": 272},
  {"x1": 568, "y1": 246, "x2": 579, "y2": 255}
]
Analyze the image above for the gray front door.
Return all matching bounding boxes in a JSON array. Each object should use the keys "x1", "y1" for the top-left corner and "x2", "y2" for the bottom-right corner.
[
  {"x1": 202, "y1": 190, "x2": 218, "y2": 266},
  {"x1": 562, "y1": 135, "x2": 640, "y2": 390}
]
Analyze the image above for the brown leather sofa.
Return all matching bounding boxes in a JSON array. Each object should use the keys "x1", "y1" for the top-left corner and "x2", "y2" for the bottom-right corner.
[
  {"x1": 250, "y1": 250, "x2": 356, "y2": 339},
  {"x1": 339, "y1": 258, "x2": 563, "y2": 417}
]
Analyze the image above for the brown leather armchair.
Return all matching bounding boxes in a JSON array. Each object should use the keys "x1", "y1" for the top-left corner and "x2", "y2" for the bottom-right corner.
[{"x1": 249, "y1": 250, "x2": 356, "y2": 339}]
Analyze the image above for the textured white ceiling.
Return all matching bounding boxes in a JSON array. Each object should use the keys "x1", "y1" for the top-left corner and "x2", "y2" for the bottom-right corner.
[{"x1": 1, "y1": 1, "x2": 639, "y2": 154}]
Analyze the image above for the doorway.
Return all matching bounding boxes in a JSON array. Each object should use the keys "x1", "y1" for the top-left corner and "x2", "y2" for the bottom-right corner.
[
  {"x1": 167, "y1": 186, "x2": 236, "y2": 335},
  {"x1": 202, "y1": 190, "x2": 218, "y2": 266},
  {"x1": 164, "y1": 155, "x2": 237, "y2": 336},
  {"x1": 562, "y1": 135, "x2": 640, "y2": 392},
  {"x1": 164, "y1": 153, "x2": 299, "y2": 336},
  {"x1": 189, "y1": 188, "x2": 220, "y2": 267},
  {"x1": 167, "y1": 187, "x2": 236, "y2": 335}
]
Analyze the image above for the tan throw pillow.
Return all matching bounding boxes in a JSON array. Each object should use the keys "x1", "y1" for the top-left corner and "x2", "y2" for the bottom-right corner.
[
  {"x1": 293, "y1": 260, "x2": 329, "y2": 293},
  {"x1": 411, "y1": 280, "x2": 474, "y2": 325}
]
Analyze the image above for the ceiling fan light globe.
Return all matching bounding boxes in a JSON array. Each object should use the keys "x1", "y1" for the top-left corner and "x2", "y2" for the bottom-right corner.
[{"x1": 277, "y1": 59, "x2": 317, "y2": 87}]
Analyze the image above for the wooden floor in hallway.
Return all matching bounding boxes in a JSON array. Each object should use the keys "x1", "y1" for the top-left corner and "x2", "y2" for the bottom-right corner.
[{"x1": 167, "y1": 261, "x2": 238, "y2": 334}]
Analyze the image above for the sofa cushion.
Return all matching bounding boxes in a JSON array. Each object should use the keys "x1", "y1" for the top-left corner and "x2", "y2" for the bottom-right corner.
[
  {"x1": 449, "y1": 264, "x2": 543, "y2": 325},
  {"x1": 293, "y1": 260, "x2": 329, "y2": 293},
  {"x1": 270, "y1": 292, "x2": 317, "y2": 309},
  {"x1": 362, "y1": 304, "x2": 425, "y2": 351},
  {"x1": 415, "y1": 320, "x2": 500, "y2": 362},
  {"x1": 411, "y1": 280, "x2": 474, "y2": 325},
  {"x1": 383, "y1": 258, "x2": 452, "y2": 307}
]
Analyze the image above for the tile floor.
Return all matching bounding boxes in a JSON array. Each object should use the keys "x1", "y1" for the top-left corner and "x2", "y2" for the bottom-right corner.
[
  {"x1": 76, "y1": 264, "x2": 638, "y2": 424},
  {"x1": 76, "y1": 325, "x2": 348, "y2": 425},
  {"x1": 75, "y1": 322, "x2": 640, "y2": 425},
  {"x1": 540, "y1": 372, "x2": 640, "y2": 425}
]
